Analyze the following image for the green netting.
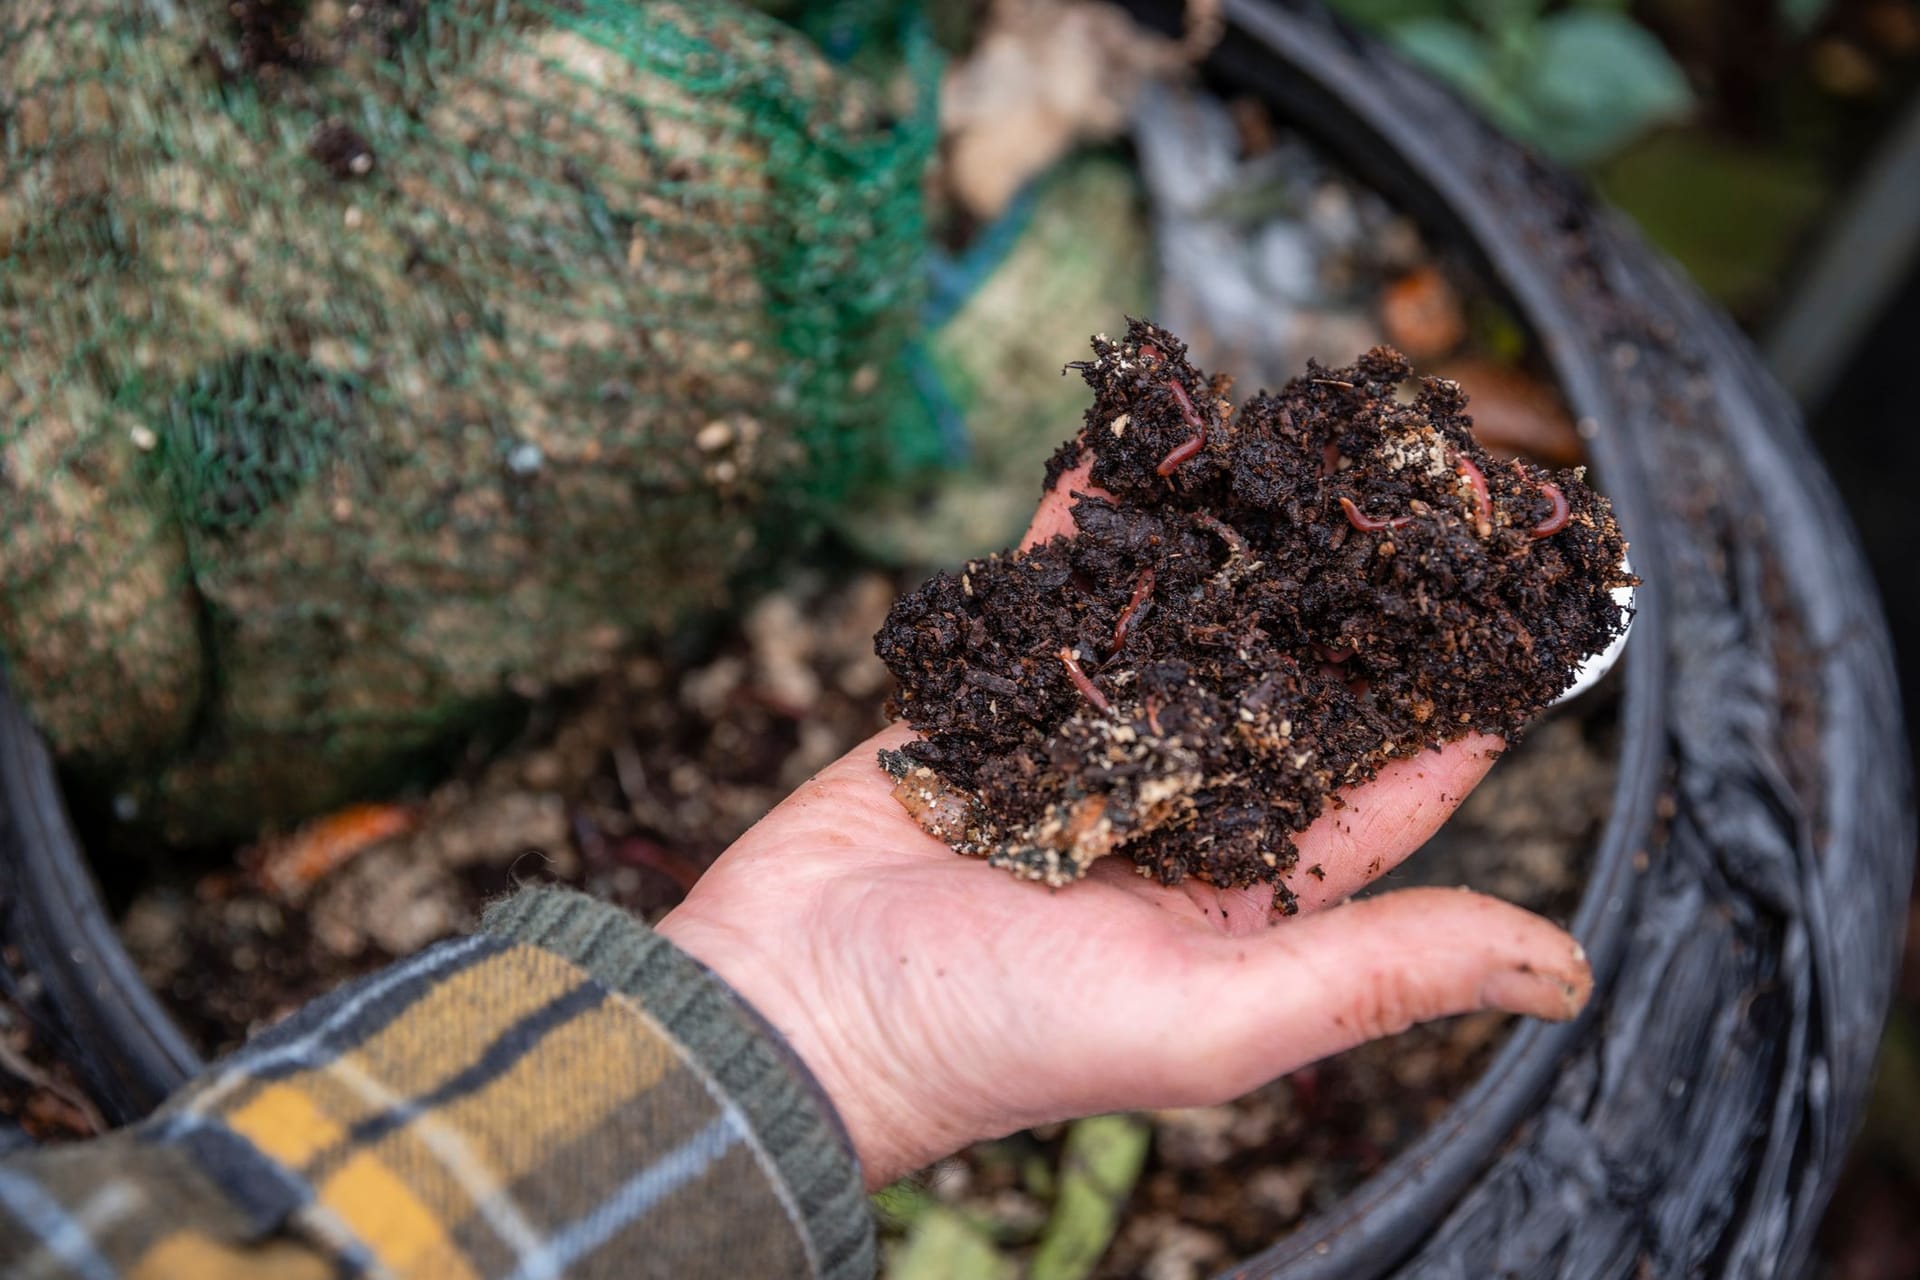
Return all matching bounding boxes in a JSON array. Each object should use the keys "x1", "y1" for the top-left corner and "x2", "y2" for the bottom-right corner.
[
  {"x1": 0, "y1": 0, "x2": 937, "y2": 844},
  {"x1": 749, "y1": 0, "x2": 923, "y2": 56}
]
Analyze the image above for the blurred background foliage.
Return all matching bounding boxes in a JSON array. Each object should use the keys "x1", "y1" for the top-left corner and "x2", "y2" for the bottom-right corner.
[
  {"x1": 1328, "y1": 0, "x2": 1918, "y2": 324},
  {"x1": 1332, "y1": 0, "x2": 1699, "y2": 163}
]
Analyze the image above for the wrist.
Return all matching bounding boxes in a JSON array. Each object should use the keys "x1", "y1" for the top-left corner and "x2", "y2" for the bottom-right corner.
[
  {"x1": 656, "y1": 904, "x2": 949, "y2": 1188},
  {"x1": 478, "y1": 887, "x2": 880, "y2": 1274}
]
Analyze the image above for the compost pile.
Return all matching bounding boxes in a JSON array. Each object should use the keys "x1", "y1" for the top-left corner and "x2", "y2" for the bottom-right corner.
[
  {"x1": 877, "y1": 320, "x2": 1632, "y2": 900},
  {"x1": 0, "y1": 0, "x2": 932, "y2": 845}
]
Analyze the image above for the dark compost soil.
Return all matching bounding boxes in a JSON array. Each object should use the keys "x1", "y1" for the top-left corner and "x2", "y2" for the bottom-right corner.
[{"x1": 875, "y1": 320, "x2": 1632, "y2": 900}]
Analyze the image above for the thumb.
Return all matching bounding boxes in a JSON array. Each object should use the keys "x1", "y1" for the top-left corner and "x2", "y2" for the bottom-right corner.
[
  {"x1": 1020, "y1": 453, "x2": 1105, "y2": 549},
  {"x1": 1077, "y1": 887, "x2": 1591, "y2": 1111}
]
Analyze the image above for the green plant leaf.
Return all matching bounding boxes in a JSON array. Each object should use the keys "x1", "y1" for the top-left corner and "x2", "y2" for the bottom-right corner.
[
  {"x1": 1323, "y1": 0, "x2": 1460, "y2": 28},
  {"x1": 1778, "y1": 0, "x2": 1832, "y2": 36},
  {"x1": 1391, "y1": 18, "x2": 1541, "y2": 140},
  {"x1": 889, "y1": 1208, "x2": 1017, "y2": 1280},
  {"x1": 1523, "y1": 10, "x2": 1693, "y2": 162},
  {"x1": 1594, "y1": 129, "x2": 1826, "y2": 307},
  {"x1": 1463, "y1": 0, "x2": 1547, "y2": 35},
  {"x1": 1027, "y1": 1115, "x2": 1152, "y2": 1280},
  {"x1": 872, "y1": 1178, "x2": 937, "y2": 1232},
  {"x1": 1391, "y1": 15, "x2": 1496, "y2": 86}
]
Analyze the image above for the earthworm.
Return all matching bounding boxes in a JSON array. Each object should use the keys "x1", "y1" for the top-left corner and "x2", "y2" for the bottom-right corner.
[
  {"x1": 1338, "y1": 496, "x2": 1413, "y2": 532},
  {"x1": 1455, "y1": 455, "x2": 1492, "y2": 538},
  {"x1": 1168, "y1": 379, "x2": 1200, "y2": 424},
  {"x1": 1108, "y1": 567, "x2": 1156, "y2": 653},
  {"x1": 1192, "y1": 510, "x2": 1250, "y2": 558},
  {"x1": 1156, "y1": 434, "x2": 1206, "y2": 475},
  {"x1": 1530, "y1": 481, "x2": 1570, "y2": 537},
  {"x1": 1156, "y1": 379, "x2": 1208, "y2": 475},
  {"x1": 1056, "y1": 647, "x2": 1112, "y2": 714}
]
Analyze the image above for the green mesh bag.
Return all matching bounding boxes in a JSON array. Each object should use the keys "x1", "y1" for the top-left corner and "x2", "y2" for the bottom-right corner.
[{"x1": 0, "y1": 0, "x2": 935, "y2": 844}]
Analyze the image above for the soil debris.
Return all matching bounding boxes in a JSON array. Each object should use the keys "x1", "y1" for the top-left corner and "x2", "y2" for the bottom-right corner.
[
  {"x1": 119, "y1": 571, "x2": 898, "y2": 1051},
  {"x1": 0, "y1": 982, "x2": 105, "y2": 1145},
  {"x1": 876, "y1": 319, "x2": 1632, "y2": 896},
  {"x1": 307, "y1": 119, "x2": 376, "y2": 180}
]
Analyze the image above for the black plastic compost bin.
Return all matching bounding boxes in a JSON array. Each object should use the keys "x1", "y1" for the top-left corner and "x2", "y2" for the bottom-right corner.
[{"x1": 1, "y1": 1, "x2": 1912, "y2": 1276}]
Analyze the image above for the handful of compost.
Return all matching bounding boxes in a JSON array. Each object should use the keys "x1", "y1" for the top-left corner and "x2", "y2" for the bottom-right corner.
[{"x1": 875, "y1": 320, "x2": 1633, "y2": 907}]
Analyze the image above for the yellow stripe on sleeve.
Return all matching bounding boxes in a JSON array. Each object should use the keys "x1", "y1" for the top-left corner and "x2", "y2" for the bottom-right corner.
[
  {"x1": 426, "y1": 999, "x2": 679, "y2": 1184},
  {"x1": 223, "y1": 948, "x2": 590, "y2": 1142},
  {"x1": 328, "y1": 949, "x2": 587, "y2": 1106},
  {"x1": 132, "y1": 1233, "x2": 335, "y2": 1280},
  {"x1": 319, "y1": 1151, "x2": 481, "y2": 1280},
  {"x1": 224, "y1": 1083, "x2": 346, "y2": 1170}
]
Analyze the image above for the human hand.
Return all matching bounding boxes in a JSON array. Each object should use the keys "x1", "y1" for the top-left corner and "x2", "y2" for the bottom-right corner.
[{"x1": 656, "y1": 464, "x2": 1592, "y2": 1188}]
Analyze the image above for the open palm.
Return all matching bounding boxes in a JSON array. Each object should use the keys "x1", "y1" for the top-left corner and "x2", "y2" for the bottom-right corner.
[{"x1": 657, "y1": 468, "x2": 1591, "y2": 1187}]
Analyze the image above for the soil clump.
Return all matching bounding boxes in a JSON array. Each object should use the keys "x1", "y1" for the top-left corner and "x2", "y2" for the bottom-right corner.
[{"x1": 876, "y1": 319, "x2": 1632, "y2": 900}]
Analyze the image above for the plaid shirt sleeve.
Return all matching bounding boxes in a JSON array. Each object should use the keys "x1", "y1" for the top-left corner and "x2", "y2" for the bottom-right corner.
[{"x1": 0, "y1": 888, "x2": 876, "y2": 1278}]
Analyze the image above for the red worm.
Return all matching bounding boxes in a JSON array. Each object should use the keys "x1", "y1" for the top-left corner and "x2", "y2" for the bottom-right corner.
[
  {"x1": 1156, "y1": 379, "x2": 1208, "y2": 476},
  {"x1": 1455, "y1": 455, "x2": 1492, "y2": 538},
  {"x1": 1156, "y1": 434, "x2": 1206, "y2": 475},
  {"x1": 1138, "y1": 343, "x2": 1161, "y2": 362},
  {"x1": 1108, "y1": 567, "x2": 1156, "y2": 653},
  {"x1": 1338, "y1": 496, "x2": 1413, "y2": 532},
  {"x1": 1531, "y1": 482, "x2": 1570, "y2": 537},
  {"x1": 1167, "y1": 378, "x2": 1201, "y2": 426},
  {"x1": 1056, "y1": 647, "x2": 1112, "y2": 714}
]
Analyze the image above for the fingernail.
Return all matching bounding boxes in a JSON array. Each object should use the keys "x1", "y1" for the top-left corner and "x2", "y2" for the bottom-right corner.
[{"x1": 1480, "y1": 966, "x2": 1585, "y2": 1021}]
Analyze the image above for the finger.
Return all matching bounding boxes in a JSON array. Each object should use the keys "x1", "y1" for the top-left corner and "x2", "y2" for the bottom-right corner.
[
  {"x1": 1079, "y1": 888, "x2": 1590, "y2": 1110},
  {"x1": 1019, "y1": 452, "x2": 1111, "y2": 550},
  {"x1": 1281, "y1": 733, "x2": 1505, "y2": 912},
  {"x1": 1109, "y1": 734, "x2": 1503, "y2": 935}
]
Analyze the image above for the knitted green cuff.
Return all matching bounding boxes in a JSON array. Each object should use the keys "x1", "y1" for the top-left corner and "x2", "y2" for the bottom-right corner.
[{"x1": 481, "y1": 887, "x2": 875, "y2": 1280}]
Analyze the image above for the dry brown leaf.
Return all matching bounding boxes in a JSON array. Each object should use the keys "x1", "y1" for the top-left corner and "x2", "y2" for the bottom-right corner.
[{"x1": 942, "y1": 0, "x2": 1217, "y2": 217}]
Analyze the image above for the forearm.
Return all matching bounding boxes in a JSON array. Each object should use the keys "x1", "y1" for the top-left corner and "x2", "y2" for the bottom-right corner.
[{"x1": 0, "y1": 889, "x2": 875, "y2": 1279}]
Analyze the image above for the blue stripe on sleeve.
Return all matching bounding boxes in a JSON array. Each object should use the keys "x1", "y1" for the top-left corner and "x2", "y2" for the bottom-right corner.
[
  {"x1": 0, "y1": 1168, "x2": 120, "y2": 1280},
  {"x1": 503, "y1": 1112, "x2": 743, "y2": 1280}
]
